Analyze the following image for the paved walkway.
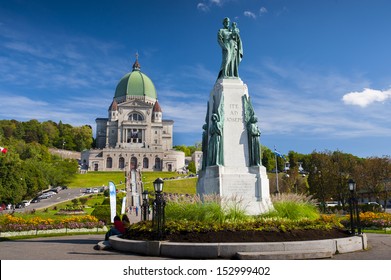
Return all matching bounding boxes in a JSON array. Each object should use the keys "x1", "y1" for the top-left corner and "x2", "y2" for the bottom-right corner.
[{"x1": 0, "y1": 233, "x2": 390, "y2": 260}]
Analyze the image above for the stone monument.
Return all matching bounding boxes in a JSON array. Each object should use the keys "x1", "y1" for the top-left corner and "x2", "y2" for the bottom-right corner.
[{"x1": 197, "y1": 18, "x2": 273, "y2": 215}]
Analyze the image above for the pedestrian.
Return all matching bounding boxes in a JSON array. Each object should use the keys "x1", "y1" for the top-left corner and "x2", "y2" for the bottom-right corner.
[
  {"x1": 135, "y1": 206, "x2": 139, "y2": 216},
  {"x1": 105, "y1": 215, "x2": 125, "y2": 240}
]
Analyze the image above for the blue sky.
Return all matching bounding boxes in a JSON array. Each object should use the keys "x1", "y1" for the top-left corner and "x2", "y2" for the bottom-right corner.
[{"x1": 0, "y1": 0, "x2": 390, "y2": 158}]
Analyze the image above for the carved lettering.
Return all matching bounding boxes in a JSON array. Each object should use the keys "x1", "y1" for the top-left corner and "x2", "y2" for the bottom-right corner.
[{"x1": 226, "y1": 103, "x2": 242, "y2": 122}]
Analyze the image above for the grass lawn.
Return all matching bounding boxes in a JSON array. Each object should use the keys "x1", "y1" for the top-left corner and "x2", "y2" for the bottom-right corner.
[
  {"x1": 68, "y1": 171, "x2": 125, "y2": 188},
  {"x1": 68, "y1": 171, "x2": 197, "y2": 194}
]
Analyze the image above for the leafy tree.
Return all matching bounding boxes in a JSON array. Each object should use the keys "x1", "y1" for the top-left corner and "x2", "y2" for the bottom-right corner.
[
  {"x1": 307, "y1": 151, "x2": 333, "y2": 205},
  {"x1": 74, "y1": 125, "x2": 93, "y2": 151},
  {"x1": 42, "y1": 121, "x2": 60, "y2": 147},
  {"x1": 23, "y1": 158, "x2": 49, "y2": 198},
  {"x1": 354, "y1": 156, "x2": 391, "y2": 204},
  {"x1": 174, "y1": 145, "x2": 191, "y2": 156},
  {"x1": 187, "y1": 161, "x2": 196, "y2": 173},
  {"x1": 0, "y1": 151, "x2": 27, "y2": 204},
  {"x1": 261, "y1": 145, "x2": 274, "y2": 171}
]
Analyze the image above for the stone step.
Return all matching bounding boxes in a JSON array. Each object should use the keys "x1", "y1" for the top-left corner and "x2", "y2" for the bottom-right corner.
[{"x1": 235, "y1": 250, "x2": 333, "y2": 260}]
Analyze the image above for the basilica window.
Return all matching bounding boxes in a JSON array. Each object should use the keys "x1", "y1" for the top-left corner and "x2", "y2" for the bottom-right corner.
[
  {"x1": 127, "y1": 128, "x2": 143, "y2": 143},
  {"x1": 143, "y1": 157, "x2": 149, "y2": 169},
  {"x1": 128, "y1": 112, "x2": 144, "y2": 121},
  {"x1": 106, "y1": 157, "x2": 113, "y2": 168},
  {"x1": 155, "y1": 157, "x2": 161, "y2": 170},
  {"x1": 131, "y1": 157, "x2": 138, "y2": 169},
  {"x1": 119, "y1": 157, "x2": 125, "y2": 169}
]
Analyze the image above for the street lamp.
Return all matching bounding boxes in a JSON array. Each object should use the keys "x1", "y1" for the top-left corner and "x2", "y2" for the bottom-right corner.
[
  {"x1": 152, "y1": 178, "x2": 165, "y2": 240},
  {"x1": 142, "y1": 190, "x2": 149, "y2": 221},
  {"x1": 348, "y1": 179, "x2": 356, "y2": 235},
  {"x1": 348, "y1": 179, "x2": 362, "y2": 235}
]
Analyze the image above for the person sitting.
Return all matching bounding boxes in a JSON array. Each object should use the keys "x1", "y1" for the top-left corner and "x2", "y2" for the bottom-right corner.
[
  {"x1": 105, "y1": 215, "x2": 125, "y2": 240},
  {"x1": 122, "y1": 214, "x2": 130, "y2": 228}
]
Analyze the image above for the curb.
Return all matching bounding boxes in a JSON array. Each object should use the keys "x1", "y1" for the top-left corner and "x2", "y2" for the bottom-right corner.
[{"x1": 109, "y1": 234, "x2": 367, "y2": 259}]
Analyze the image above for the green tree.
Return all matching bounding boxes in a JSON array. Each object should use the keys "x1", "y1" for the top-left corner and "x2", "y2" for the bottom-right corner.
[
  {"x1": 188, "y1": 161, "x2": 196, "y2": 173},
  {"x1": 74, "y1": 125, "x2": 93, "y2": 151},
  {"x1": 261, "y1": 145, "x2": 274, "y2": 171},
  {"x1": 174, "y1": 145, "x2": 191, "y2": 156},
  {"x1": 23, "y1": 158, "x2": 49, "y2": 198},
  {"x1": 0, "y1": 151, "x2": 27, "y2": 204},
  {"x1": 42, "y1": 121, "x2": 60, "y2": 147}
]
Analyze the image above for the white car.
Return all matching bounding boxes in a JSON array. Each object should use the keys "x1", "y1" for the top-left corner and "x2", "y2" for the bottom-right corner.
[
  {"x1": 22, "y1": 200, "x2": 30, "y2": 207},
  {"x1": 92, "y1": 188, "x2": 99, "y2": 193},
  {"x1": 325, "y1": 201, "x2": 339, "y2": 207}
]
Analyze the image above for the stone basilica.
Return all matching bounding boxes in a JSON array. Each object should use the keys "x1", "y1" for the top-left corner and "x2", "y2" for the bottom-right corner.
[{"x1": 81, "y1": 57, "x2": 185, "y2": 172}]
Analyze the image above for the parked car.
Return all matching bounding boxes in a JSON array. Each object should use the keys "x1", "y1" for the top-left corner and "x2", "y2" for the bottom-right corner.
[
  {"x1": 39, "y1": 191, "x2": 55, "y2": 199},
  {"x1": 325, "y1": 201, "x2": 339, "y2": 207},
  {"x1": 15, "y1": 202, "x2": 25, "y2": 208},
  {"x1": 85, "y1": 188, "x2": 92, "y2": 193},
  {"x1": 366, "y1": 202, "x2": 383, "y2": 210},
  {"x1": 92, "y1": 188, "x2": 99, "y2": 193},
  {"x1": 31, "y1": 197, "x2": 41, "y2": 203},
  {"x1": 22, "y1": 200, "x2": 30, "y2": 207},
  {"x1": 50, "y1": 186, "x2": 62, "y2": 193}
]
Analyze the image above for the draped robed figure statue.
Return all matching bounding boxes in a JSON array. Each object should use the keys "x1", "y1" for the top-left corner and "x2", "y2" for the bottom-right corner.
[{"x1": 217, "y1": 17, "x2": 243, "y2": 79}]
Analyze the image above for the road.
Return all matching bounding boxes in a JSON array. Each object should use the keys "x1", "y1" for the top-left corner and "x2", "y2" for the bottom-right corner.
[{"x1": 8, "y1": 187, "x2": 92, "y2": 213}]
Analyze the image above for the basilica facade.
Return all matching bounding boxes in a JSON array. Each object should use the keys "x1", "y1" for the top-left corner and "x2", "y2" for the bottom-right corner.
[{"x1": 81, "y1": 58, "x2": 185, "y2": 172}]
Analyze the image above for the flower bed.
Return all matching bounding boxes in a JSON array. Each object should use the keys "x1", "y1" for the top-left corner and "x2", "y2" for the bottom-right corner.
[
  {"x1": 0, "y1": 214, "x2": 105, "y2": 233},
  {"x1": 339, "y1": 211, "x2": 391, "y2": 230},
  {"x1": 358, "y1": 211, "x2": 391, "y2": 229}
]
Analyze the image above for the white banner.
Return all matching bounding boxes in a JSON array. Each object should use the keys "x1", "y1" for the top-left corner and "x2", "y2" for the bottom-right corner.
[
  {"x1": 109, "y1": 181, "x2": 116, "y2": 223},
  {"x1": 121, "y1": 196, "x2": 127, "y2": 214}
]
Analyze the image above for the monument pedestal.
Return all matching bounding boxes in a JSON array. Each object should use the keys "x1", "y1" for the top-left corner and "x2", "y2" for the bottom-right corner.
[{"x1": 197, "y1": 78, "x2": 273, "y2": 215}]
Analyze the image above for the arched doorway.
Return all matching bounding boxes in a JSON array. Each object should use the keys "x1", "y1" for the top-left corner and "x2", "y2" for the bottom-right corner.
[
  {"x1": 106, "y1": 157, "x2": 113, "y2": 168},
  {"x1": 155, "y1": 157, "x2": 161, "y2": 171},
  {"x1": 119, "y1": 157, "x2": 125, "y2": 169},
  {"x1": 131, "y1": 156, "x2": 138, "y2": 169},
  {"x1": 143, "y1": 157, "x2": 149, "y2": 169}
]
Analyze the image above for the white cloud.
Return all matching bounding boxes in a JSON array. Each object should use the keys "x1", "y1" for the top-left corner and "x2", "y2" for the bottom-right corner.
[
  {"x1": 244, "y1": 11, "x2": 256, "y2": 19},
  {"x1": 260, "y1": 7, "x2": 268, "y2": 15},
  {"x1": 197, "y1": 3, "x2": 209, "y2": 12},
  {"x1": 342, "y1": 88, "x2": 391, "y2": 107},
  {"x1": 197, "y1": 0, "x2": 223, "y2": 12}
]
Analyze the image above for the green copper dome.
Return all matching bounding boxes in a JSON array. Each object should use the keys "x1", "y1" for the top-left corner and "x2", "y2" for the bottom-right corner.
[{"x1": 114, "y1": 59, "x2": 157, "y2": 100}]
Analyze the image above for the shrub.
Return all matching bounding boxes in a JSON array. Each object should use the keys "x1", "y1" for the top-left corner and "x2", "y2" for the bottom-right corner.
[
  {"x1": 79, "y1": 197, "x2": 88, "y2": 205},
  {"x1": 164, "y1": 194, "x2": 249, "y2": 224},
  {"x1": 262, "y1": 193, "x2": 320, "y2": 220},
  {"x1": 91, "y1": 205, "x2": 111, "y2": 224}
]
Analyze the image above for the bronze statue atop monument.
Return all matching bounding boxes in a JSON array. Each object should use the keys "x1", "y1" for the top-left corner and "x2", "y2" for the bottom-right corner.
[{"x1": 217, "y1": 17, "x2": 243, "y2": 79}]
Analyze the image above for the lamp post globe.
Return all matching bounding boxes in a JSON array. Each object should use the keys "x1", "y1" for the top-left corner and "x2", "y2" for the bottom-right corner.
[
  {"x1": 153, "y1": 178, "x2": 164, "y2": 193},
  {"x1": 142, "y1": 190, "x2": 149, "y2": 201},
  {"x1": 141, "y1": 190, "x2": 149, "y2": 221},
  {"x1": 348, "y1": 179, "x2": 356, "y2": 192}
]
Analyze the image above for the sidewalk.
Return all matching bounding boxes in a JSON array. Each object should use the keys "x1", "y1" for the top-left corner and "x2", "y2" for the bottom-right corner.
[{"x1": 0, "y1": 233, "x2": 390, "y2": 260}]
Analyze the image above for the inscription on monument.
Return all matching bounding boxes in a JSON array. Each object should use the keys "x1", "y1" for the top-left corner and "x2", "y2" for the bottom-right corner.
[{"x1": 226, "y1": 103, "x2": 243, "y2": 122}]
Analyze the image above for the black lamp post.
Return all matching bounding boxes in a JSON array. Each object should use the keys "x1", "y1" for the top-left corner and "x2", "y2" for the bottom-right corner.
[
  {"x1": 141, "y1": 190, "x2": 149, "y2": 221},
  {"x1": 348, "y1": 179, "x2": 362, "y2": 235},
  {"x1": 348, "y1": 179, "x2": 356, "y2": 235},
  {"x1": 152, "y1": 178, "x2": 165, "y2": 240}
]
